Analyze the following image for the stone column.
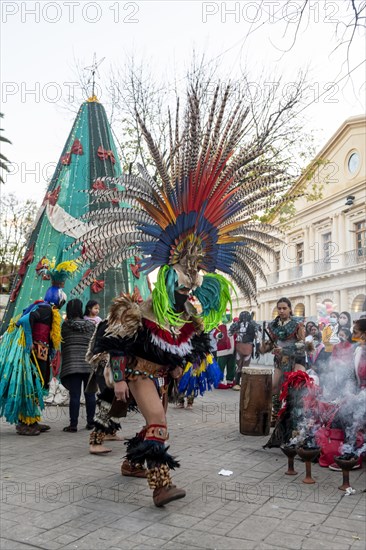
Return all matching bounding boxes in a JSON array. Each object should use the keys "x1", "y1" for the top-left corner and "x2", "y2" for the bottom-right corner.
[
  {"x1": 308, "y1": 224, "x2": 315, "y2": 261},
  {"x1": 310, "y1": 294, "x2": 317, "y2": 318},
  {"x1": 304, "y1": 226, "x2": 310, "y2": 263},
  {"x1": 337, "y1": 212, "x2": 346, "y2": 268},
  {"x1": 259, "y1": 303, "x2": 264, "y2": 321},
  {"x1": 333, "y1": 289, "x2": 341, "y2": 312},
  {"x1": 332, "y1": 213, "x2": 339, "y2": 250},
  {"x1": 330, "y1": 213, "x2": 341, "y2": 271},
  {"x1": 264, "y1": 302, "x2": 270, "y2": 321},
  {"x1": 340, "y1": 289, "x2": 349, "y2": 312},
  {"x1": 305, "y1": 295, "x2": 310, "y2": 318}
]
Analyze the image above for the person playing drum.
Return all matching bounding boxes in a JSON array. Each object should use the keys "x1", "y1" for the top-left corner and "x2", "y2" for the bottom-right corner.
[{"x1": 260, "y1": 297, "x2": 306, "y2": 426}]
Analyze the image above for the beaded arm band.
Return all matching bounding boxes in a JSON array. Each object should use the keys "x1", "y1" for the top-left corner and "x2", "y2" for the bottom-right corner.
[{"x1": 111, "y1": 355, "x2": 127, "y2": 382}]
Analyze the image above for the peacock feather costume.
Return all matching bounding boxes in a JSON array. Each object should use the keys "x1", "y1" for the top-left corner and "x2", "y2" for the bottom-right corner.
[{"x1": 0, "y1": 260, "x2": 77, "y2": 425}]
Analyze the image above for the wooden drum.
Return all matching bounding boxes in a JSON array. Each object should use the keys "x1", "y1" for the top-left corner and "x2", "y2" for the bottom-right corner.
[{"x1": 240, "y1": 367, "x2": 272, "y2": 436}]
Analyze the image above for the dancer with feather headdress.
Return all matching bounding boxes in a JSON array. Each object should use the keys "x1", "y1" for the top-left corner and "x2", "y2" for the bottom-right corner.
[
  {"x1": 70, "y1": 81, "x2": 294, "y2": 506},
  {"x1": 0, "y1": 260, "x2": 77, "y2": 435}
]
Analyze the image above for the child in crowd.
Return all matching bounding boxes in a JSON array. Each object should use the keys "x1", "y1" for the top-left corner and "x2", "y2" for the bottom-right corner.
[{"x1": 84, "y1": 300, "x2": 102, "y2": 325}]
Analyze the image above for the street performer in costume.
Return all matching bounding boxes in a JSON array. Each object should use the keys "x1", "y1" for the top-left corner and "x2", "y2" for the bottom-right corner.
[
  {"x1": 260, "y1": 297, "x2": 307, "y2": 432},
  {"x1": 86, "y1": 270, "x2": 227, "y2": 506},
  {"x1": 69, "y1": 82, "x2": 294, "y2": 506},
  {"x1": 0, "y1": 260, "x2": 77, "y2": 435}
]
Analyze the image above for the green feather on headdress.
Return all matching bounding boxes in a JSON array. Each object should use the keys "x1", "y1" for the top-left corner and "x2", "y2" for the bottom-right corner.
[
  {"x1": 152, "y1": 266, "x2": 186, "y2": 328},
  {"x1": 193, "y1": 274, "x2": 235, "y2": 332}
]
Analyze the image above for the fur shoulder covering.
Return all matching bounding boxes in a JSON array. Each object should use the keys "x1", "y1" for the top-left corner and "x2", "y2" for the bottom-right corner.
[
  {"x1": 85, "y1": 325, "x2": 99, "y2": 365},
  {"x1": 105, "y1": 293, "x2": 143, "y2": 339}
]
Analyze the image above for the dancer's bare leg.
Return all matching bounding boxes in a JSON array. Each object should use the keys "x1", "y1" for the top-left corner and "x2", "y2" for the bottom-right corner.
[{"x1": 128, "y1": 378, "x2": 166, "y2": 425}]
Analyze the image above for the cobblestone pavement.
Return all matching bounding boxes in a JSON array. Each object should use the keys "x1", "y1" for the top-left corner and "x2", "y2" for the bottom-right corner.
[{"x1": 1, "y1": 389, "x2": 365, "y2": 550}]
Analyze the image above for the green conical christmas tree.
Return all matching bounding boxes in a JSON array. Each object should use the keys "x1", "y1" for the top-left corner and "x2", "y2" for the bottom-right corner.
[{"x1": 1, "y1": 98, "x2": 149, "y2": 331}]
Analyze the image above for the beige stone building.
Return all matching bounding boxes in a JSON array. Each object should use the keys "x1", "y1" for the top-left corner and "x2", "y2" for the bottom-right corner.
[{"x1": 234, "y1": 114, "x2": 366, "y2": 321}]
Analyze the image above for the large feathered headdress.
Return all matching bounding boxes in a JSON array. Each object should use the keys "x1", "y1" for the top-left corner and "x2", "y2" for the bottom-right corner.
[
  {"x1": 70, "y1": 83, "x2": 290, "y2": 328},
  {"x1": 36, "y1": 258, "x2": 78, "y2": 308}
]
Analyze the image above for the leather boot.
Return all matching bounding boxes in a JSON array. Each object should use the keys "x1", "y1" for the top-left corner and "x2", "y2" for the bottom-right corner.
[
  {"x1": 153, "y1": 485, "x2": 186, "y2": 507},
  {"x1": 121, "y1": 459, "x2": 147, "y2": 478},
  {"x1": 147, "y1": 463, "x2": 185, "y2": 507}
]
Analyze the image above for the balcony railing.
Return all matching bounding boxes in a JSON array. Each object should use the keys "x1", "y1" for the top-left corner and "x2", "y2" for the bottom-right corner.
[
  {"x1": 313, "y1": 259, "x2": 332, "y2": 274},
  {"x1": 288, "y1": 265, "x2": 303, "y2": 279},
  {"x1": 259, "y1": 247, "x2": 365, "y2": 288},
  {"x1": 344, "y1": 247, "x2": 366, "y2": 267}
]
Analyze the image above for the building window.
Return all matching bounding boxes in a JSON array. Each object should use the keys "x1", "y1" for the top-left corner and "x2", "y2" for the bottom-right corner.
[
  {"x1": 348, "y1": 151, "x2": 360, "y2": 175},
  {"x1": 355, "y1": 221, "x2": 366, "y2": 255},
  {"x1": 322, "y1": 232, "x2": 332, "y2": 262},
  {"x1": 296, "y1": 243, "x2": 304, "y2": 265}
]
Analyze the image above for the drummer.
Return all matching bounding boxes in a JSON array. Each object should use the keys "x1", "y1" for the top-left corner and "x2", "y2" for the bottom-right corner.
[{"x1": 260, "y1": 297, "x2": 306, "y2": 426}]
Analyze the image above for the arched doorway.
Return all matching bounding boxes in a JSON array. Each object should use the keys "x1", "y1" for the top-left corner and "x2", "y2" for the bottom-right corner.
[
  {"x1": 271, "y1": 306, "x2": 278, "y2": 319},
  {"x1": 351, "y1": 294, "x2": 366, "y2": 312},
  {"x1": 294, "y1": 303, "x2": 305, "y2": 317}
]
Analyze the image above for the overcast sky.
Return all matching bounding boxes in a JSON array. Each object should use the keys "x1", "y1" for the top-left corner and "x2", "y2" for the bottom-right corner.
[{"x1": 1, "y1": 0, "x2": 365, "y2": 204}]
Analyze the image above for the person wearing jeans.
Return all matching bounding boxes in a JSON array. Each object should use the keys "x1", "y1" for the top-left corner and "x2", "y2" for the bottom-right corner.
[
  {"x1": 60, "y1": 299, "x2": 96, "y2": 432},
  {"x1": 61, "y1": 372, "x2": 96, "y2": 431}
]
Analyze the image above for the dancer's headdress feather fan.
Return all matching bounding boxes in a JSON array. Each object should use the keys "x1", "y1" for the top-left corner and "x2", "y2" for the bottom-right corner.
[{"x1": 70, "y1": 83, "x2": 292, "y2": 328}]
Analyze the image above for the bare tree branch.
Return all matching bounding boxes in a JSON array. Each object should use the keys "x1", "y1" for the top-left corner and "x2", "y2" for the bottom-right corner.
[
  {"x1": 271, "y1": 0, "x2": 366, "y2": 80},
  {"x1": 0, "y1": 194, "x2": 37, "y2": 274}
]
